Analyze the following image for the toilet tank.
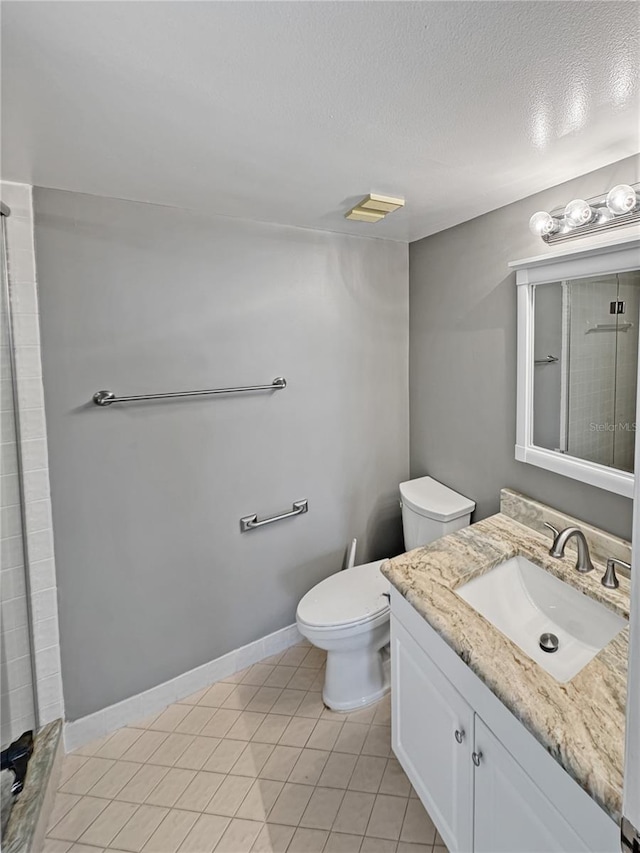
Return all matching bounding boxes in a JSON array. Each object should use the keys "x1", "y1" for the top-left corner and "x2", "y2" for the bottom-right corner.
[{"x1": 400, "y1": 476, "x2": 476, "y2": 551}]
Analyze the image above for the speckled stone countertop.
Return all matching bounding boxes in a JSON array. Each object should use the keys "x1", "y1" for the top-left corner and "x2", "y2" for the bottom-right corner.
[{"x1": 381, "y1": 511, "x2": 630, "y2": 824}]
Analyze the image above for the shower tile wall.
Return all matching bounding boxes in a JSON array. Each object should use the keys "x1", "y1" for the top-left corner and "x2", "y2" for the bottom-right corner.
[
  {"x1": 0, "y1": 181, "x2": 64, "y2": 743},
  {"x1": 612, "y1": 271, "x2": 640, "y2": 472},
  {"x1": 1, "y1": 251, "x2": 34, "y2": 746},
  {"x1": 566, "y1": 274, "x2": 640, "y2": 471},
  {"x1": 566, "y1": 277, "x2": 616, "y2": 465}
]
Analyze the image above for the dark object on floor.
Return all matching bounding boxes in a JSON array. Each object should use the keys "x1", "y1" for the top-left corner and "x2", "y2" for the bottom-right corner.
[{"x1": 0, "y1": 731, "x2": 34, "y2": 795}]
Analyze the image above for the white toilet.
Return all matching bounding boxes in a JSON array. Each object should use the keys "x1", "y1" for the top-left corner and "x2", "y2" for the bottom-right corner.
[{"x1": 296, "y1": 476, "x2": 476, "y2": 710}]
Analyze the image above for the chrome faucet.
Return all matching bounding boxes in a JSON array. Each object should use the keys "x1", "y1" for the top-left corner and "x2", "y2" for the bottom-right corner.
[{"x1": 544, "y1": 523, "x2": 595, "y2": 574}]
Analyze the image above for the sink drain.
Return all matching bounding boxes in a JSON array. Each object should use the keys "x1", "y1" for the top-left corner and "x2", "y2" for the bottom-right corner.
[{"x1": 539, "y1": 632, "x2": 559, "y2": 653}]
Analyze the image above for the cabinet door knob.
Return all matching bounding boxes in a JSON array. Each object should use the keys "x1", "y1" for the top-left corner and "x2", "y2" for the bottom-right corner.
[
  {"x1": 454, "y1": 729, "x2": 465, "y2": 744},
  {"x1": 472, "y1": 751, "x2": 482, "y2": 766}
]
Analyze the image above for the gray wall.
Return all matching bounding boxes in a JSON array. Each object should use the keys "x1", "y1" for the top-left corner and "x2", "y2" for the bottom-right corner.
[
  {"x1": 34, "y1": 189, "x2": 409, "y2": 719},
  {"x1": 409, "y1": 154, "x2": 639, "y2": 542}
]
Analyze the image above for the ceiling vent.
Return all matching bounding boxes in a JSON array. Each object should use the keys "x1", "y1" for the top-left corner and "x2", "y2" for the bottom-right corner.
[{"x1": 345, "y1": 194, "x2": 405, "y2": 223}]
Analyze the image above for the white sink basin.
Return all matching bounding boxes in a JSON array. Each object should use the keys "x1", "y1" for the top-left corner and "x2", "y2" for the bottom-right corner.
[{"x1": 456, "y1": 555, "x2": 626, "y2": 682}]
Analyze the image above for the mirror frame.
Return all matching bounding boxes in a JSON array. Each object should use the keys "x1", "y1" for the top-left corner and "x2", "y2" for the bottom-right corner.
[{"x1": 511, "y1": 234, "x2": 640, "y2": 499}]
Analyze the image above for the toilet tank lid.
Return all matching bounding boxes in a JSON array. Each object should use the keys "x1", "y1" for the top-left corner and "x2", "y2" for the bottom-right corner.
[{"x1": 399, "y1": 476, "x2": 475, "y2": 522}]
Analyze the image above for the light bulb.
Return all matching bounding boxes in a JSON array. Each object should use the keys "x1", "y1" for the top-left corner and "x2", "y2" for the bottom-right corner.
[
  {"x1": 529, "y1": 211, "x2": 559, "y2": 237},
  {"x1": 606, "y1": 184, "x2": 638, "y2": 215},
  {"x1": 598, "y1": 207, "x2": 615, "y2": 224},
  {"x1": 564, "y1": 198, "x2": 595, "y2": 228}
]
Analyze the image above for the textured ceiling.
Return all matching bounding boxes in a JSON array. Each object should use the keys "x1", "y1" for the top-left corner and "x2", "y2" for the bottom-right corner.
[{"x1": 2, "y1": 1, "x2": 639, "y2": 242}]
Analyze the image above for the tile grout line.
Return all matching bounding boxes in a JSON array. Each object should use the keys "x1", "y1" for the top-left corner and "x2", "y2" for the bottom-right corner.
[
  {"x1": 59, "y1": 735, "x2": 397, "y2": 802},
  {"x1": 50, "y1": 786, "x2": 418, "y2": 845},
  {"x1": 47, "y1": 645, "x2": 440, "y2": 853}
]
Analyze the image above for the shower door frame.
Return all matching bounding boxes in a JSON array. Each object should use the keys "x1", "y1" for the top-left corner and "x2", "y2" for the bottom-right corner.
[
  {"x1": 1, "y1": 203, "x2": 40, "y2": 739},
  {"x1": 0, "y1": 181, "x2": 64, "y2": 740}
]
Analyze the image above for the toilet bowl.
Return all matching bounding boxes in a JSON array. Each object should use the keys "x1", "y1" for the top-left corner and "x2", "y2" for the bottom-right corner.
[
  {"x1": 296, "y1": 560, "x2": 391, "y2": 711},
  {"x1": 297, "y1": 477, "x2": 476, "y2": 711}
]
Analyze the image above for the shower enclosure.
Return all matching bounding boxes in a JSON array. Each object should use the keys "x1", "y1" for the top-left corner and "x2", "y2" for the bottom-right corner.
[
  {"x1": 533, "y1": 269, "x2": 640, "y2": 473},
  {"x1": 564, "y1": 272, "x2": 640, "y2": 472},
  {"x1": 1, "y1": 200, "x2": 39, "y2": 833}
]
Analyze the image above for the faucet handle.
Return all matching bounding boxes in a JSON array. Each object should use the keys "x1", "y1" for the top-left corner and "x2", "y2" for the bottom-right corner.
[
  {"x1": 602, "y1": 557, "x2": 631, "y2": 589},
  {"x1": 543, "y1": 522, "x2": 562, "y2": 557}
]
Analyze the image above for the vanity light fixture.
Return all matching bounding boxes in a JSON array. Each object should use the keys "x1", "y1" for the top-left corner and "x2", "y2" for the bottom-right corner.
[
  {"x1": 606, "y1": 183, "x2": 639, "y2": 216},
  {"x1": 563, "y1": 198, "x2": 596, "y2": 228},
  {"x1": 529, "y1": 182, "x2": 640, "y2": 244},
  {"x1": 529, "y1": 211, "x2": 561, "y2": 237},
  {"x1": 345, "y1": 193, "x2": 405, "y2": 223}
]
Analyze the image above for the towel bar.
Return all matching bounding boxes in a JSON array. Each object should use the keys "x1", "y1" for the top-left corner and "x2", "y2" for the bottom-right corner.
[{"x1": 93, "y1": 377, "x2": 286, "y2": 407}]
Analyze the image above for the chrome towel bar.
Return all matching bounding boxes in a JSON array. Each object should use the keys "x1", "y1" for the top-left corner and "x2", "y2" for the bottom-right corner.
[
  {"x1": 93, "y1": 377, "x2": 286, "y2": 407},
  {"x1": 240, "y1": 499, "x2": 308, "y2": 533}
]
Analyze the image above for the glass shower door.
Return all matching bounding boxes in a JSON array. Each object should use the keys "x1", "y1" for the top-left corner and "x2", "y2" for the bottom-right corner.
[
  {"x1": 1, "y1": 215, "x2": 37, "y2": 750},
  {"x1": 565, "y1": 274, "x2": 619, "y2": 466},
  {"x1": 612, "y1": 271, "x2": 640, "y2": 472}
]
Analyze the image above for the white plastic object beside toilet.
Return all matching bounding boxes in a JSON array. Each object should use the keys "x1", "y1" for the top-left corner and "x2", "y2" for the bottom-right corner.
[{"x1": 296, "y1": 476, "x2": 476, "y2": 711}]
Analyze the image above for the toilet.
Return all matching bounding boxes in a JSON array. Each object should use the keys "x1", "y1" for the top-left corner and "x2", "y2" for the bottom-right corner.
[{"x1": 296, "y1": 476, "x2": 476, "y2": 710}]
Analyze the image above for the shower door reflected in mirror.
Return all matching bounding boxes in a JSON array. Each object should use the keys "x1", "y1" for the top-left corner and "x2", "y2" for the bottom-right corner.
[{"x1": 533, "y1": 270, "x2": 640, "y2": 474}]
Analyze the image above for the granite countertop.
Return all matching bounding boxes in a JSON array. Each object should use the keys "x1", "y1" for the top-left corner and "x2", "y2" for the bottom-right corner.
[{"x1": 381, "y1": 511, "x2": 629, "y2": 824}]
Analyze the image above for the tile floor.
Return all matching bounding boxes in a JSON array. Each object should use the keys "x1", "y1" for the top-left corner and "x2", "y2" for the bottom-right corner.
[{"x1": 45, "y1": 641, "x2": 448, "y2": 853}]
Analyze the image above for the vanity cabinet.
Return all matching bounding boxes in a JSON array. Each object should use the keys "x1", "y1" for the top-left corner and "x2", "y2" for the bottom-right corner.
[
  {"x1": 473, "y1": 717, "x2": 588, "y2": 853},
  {"x1": 393, "y1": 618, "x2": 474, "y2": 852},
  {"x1": 390, "y1": 590, "x2": 619, "y2": 853}
]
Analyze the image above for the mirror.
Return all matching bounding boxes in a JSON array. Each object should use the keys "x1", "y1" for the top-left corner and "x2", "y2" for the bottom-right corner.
[
  {"x1": 513, "y1": 237, "x2": 640, "y2": 498},
  {"x1": 533, "y1": 271, "x2": 640, "y2": 474}
]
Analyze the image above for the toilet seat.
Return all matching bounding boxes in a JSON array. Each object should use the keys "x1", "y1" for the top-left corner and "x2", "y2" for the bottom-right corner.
[{"x1": 296, "y1": 560, "x2": 389, "y2": 631}]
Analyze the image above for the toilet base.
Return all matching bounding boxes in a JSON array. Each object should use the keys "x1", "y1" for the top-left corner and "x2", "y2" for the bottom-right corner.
[
  {"x1": 322, "y1": 638, "x2": 391, "y2": 711},
  {"x1": 323, "y1": 674, "x2": 390, "y2": 712},
  {"x1": 296, "y1": 604, "x2": 391, "y2": 712}
]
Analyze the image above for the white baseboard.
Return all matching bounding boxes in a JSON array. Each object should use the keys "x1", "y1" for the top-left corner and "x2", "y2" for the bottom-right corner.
[{"x1": 64, "y1": 623, "x2": 302, "y2": 752}]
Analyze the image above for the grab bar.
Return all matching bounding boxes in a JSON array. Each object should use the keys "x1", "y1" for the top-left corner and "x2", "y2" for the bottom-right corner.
[
  {"x1": 240, "y1": 499, "x2": 308, "y2": 533},
  {"x1": 93, "y1": 377, "x2": 286, "y2": 407},
  {"x1": 534, "y1": 355, "x2": 558, "y2": 365}
]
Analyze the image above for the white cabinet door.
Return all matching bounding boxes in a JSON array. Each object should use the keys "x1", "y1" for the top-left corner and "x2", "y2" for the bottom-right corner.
[
  {"x1": 473, "y1": 717, "x2": 591, "y2": 853},
  {"x1": 392, "y1": 618, "x2": 474, "y2": 853}
]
